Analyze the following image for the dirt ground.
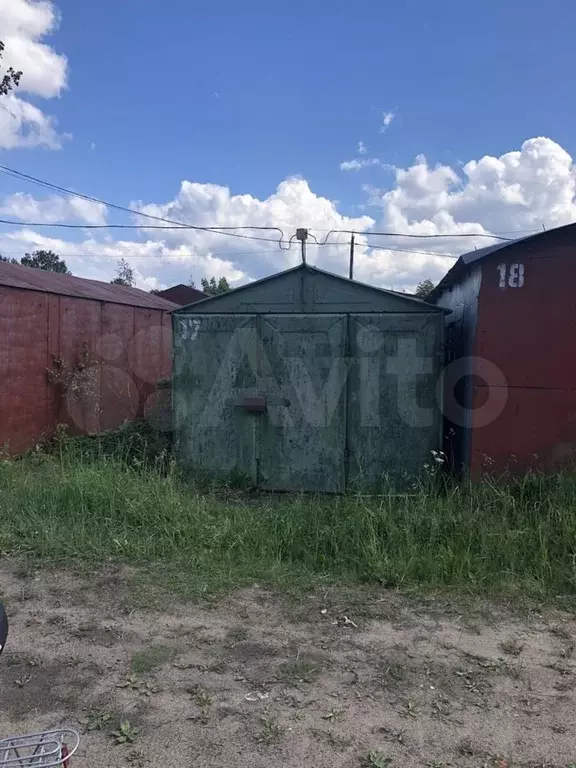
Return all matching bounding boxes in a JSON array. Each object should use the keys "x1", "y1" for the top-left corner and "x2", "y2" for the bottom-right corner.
[{"x1": 1, "y1": 563, "x2": 575, "y2": 768}]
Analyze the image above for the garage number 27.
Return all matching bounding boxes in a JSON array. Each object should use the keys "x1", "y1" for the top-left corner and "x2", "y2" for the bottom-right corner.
[{"x1": 497, "y1": 262, "x2": 525, "y2": 289}]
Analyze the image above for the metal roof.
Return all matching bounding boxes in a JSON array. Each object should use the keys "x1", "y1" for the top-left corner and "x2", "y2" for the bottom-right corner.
[
  {"x1": 0, "y1": 261, "x2": 178, "y2": 310},
  {"x1": 175, "y1": 262, "x2": 448, "y2": 313},
  {"x1": 154, "y1": 283, "x2": 206, "y2": 306},
  {"x1": 428, "y1": 222, "x2": 576, "y2": 300}
]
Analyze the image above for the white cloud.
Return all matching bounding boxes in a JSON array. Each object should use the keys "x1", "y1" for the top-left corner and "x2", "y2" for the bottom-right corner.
[
  {"x1": 0, "y1": 0, "x2": 68, "y2": 149},
  {"x1": 340, "y1": 157, "x2": 381, "y2": 171},
  {"x1": 1, "y1": 137, "x2": 575, "y2": 294},
  {"x1": 130, "y1": 176, "x2": 374, "y2": 278},
  {"x1": 357, "y1": 140, "x2": 366, "y2": 155},
  {"x1": 380, "y1": 110, "x2": 396, "y2": 133},
  {"x1": 374, "y1": 137, "x2": 576, "y2": 239},
  {"x1": 0, "y1": 94, "x2": 63, "y2": 149},
  {"x1": 1, "y1": 192, "x2": 108, "y2": 225}
]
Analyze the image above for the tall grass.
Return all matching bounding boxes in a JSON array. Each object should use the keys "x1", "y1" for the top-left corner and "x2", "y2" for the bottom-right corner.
[{"x1": 1, "y1": 439, "x2": 576, "y2": 598}]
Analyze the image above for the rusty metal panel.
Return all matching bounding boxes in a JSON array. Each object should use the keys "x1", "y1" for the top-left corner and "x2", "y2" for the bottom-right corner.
[
  {"x1": 57, "y1": 297, "x2": 102, "y2": 435},
  {"x1": 99, "y1": 303, "x2": 139, "y2": 432},
  {"x1": 466, "y1": 240, "x2": 576, "y2": 475},
  {"x1": 475, "y1": 248, "x2": 576, "y2": 389},
  {"x1": 46, "y1": 294, "x2": 61, "y2": 435},
  {"x1": 160, "y1": 311, "x2": 173, "y2": 381},
  {"x1": 173, "y1": 314, "x2": 259, "y2": 481},
  {"x1": 258, "y1": 314, "x2": 348, "y2": 492},
  {"x1": 0, "y1": 286, "x2": 49, "y2": 453},
  {"x1": 470, "y1": 387, "x2": 576, "y2": 477}
]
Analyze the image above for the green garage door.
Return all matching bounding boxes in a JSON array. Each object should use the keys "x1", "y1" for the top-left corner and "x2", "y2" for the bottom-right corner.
[{"x1": 258, "y1": 314, "x2": 348, "y2": 492}]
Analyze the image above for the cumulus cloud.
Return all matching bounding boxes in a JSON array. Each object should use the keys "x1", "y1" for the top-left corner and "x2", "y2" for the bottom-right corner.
[
  {"x1": 374, "y1": 137, "x2": 576, "y2": 240},
  {"x1": 2, "y1": 137, "x2": 575, "y2": 294},
  {"x1": 0, "y1": 0, "x2": 68, "y2": 149},
  {"x1": 1, "y1": 192, "x2": 107, "y2": 225},
  {"x1": 130, "y1": 176, "x2": 374, "y2": 278}
]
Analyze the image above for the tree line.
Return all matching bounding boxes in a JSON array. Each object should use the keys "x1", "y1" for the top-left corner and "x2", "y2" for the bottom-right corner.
[{"x1": 0, "y1": 251, "x2": 232, "y2": 294}]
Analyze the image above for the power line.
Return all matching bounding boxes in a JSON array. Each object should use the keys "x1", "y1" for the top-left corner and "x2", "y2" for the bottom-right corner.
[
  {"x1": 314, "y1": 228, "x2": 512, "y2": 244},
  {"x1": 0, "y1": 241, "x2": 457, "y2": 260},
  {"x1": 0, "y1": 164, "x2": 291, "y2": 248},
  {"x1": 0, "y1": 163, "x2": 515, "y2": 249},
  {"x1": 0, "y1": 218, "x2": 280, "y2": 240}
]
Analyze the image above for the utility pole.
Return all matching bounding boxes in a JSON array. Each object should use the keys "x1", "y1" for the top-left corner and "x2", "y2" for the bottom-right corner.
[
  {"x1": 348, "y1": 234, "x2": 355, "y2": 280},
  {"x1": 296, "y1": 228, "x2": 308, "y2": 264}
]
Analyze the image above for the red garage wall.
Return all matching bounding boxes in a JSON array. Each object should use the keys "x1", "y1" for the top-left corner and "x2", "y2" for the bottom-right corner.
[
  {"x1": 0, "y1": 286, "x2": 173, "y2": 454},
  {"x1": 469, "y1": 239, "x2": 576, "y2": 476}
]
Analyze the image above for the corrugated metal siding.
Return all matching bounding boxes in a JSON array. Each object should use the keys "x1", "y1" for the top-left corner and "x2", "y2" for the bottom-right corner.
[
  {"x1": 468, "y1": 237, "x2": 576, "y2": 476},
  {"x1": 0, "y1": 285, "x2": 174, "y2": 453},
  {"x1": 0, "y1": 287, "x2": 50, "y2": 453}
]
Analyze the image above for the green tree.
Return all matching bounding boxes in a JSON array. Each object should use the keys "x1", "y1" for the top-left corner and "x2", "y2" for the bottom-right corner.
[
  {"x1": 0, "y1": 41, "x2": 22, "y2": 97},
  {"x1": 201, "y1": 276, "x2": 231, "y2": 296},
  {"x1": 0, "y1": 254, "x2": 19, "y2": 264},
  {"x1": 414, "y1": 279, "x2": 435, "y2": 298},
  {"x1": 110, "y1": 258, "x2": 135, "y2": 287},
  {"x1": 21, "y1": 250, "x2": 71, "y2": 274}
]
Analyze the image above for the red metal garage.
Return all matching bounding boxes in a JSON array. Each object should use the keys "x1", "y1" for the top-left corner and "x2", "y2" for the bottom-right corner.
[
  {"x1": 0, "y1": 261, "x2": 177, "y2": 454},
  {"x1": 430, "y1": 222, "x2": 576, "y2": 477}
]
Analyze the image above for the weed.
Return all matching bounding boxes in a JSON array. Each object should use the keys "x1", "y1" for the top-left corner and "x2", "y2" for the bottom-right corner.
[
  {"x1": 81, "y1": 710, "x2": 112, "y2": 731},
  {"x1": 117, "y1": 675, "x2": 158, "y2": 697},
  {"x1": 256, "y1": 716, "x2": 284, "y2": 744},
  {"x1": 188, "y1": 685, "x2": 213, "y2": 707},
  {"x1": 499, "y1": 637, "x2": 525, "y2": 656},
  {"x1": 14, "y1": 674, "x2": 32, "y2": 687},
  {"x1": 360, "y1": 750, "x2": 392, "y2": 768},
  {"x1": 400, "y1": 700, "x2": 418, "y2": 719},
  {"x1": 112, "y1": 719, "x2": 139, "y2": 745},
  {"x1": 131, "y1": 645, "x2": 174, "y2": 674}
]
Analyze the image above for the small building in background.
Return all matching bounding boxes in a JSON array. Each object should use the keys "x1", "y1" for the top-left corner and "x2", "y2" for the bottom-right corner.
[
  {"x1": 154, "y1": 284, "x2": 206, "y2": 306},
  {"x1": 173, "y1": 263, "x2": 446, "y2": 492},
  {"x1": 0, "y1": 262, "x2": 177, "y2": 453},
  {"x1": 429, "y1": 222, "x2": 576, "y2": 477}
]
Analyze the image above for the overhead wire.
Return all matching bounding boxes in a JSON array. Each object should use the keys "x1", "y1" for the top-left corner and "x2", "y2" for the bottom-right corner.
[
  {"x1": 0, "y1": 164, "x2": 291, "y2": 248},
  {"x1": 314, "y1": 228, "x2": 512, "y2": 245},
  {"x1": 1, "y1": 163, "x2": 520, "y2": 247}
]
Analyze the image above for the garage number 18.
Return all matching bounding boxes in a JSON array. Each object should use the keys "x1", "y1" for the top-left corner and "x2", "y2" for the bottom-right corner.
[{"x1": 497, "y1": 262, "x2": 525, "y2": 289}]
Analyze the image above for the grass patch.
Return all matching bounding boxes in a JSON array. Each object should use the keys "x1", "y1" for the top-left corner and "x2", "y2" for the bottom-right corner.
[
  {"x1": 131, "y1": 645, "x2": 174, "y2": 674},
  {"x1": 2, "y1": 442, "x2": 576, "y2": 599}
]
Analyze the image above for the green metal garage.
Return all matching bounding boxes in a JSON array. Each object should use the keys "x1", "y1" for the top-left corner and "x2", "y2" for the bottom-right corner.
[{"x1": 173, "y1": 264, "x2": 446, "y2": 492}]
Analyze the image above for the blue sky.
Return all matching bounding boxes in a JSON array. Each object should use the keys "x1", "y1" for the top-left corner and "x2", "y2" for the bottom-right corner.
[{"x1": 1, "y1": 0, "x2": 575, "y2": 290}]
